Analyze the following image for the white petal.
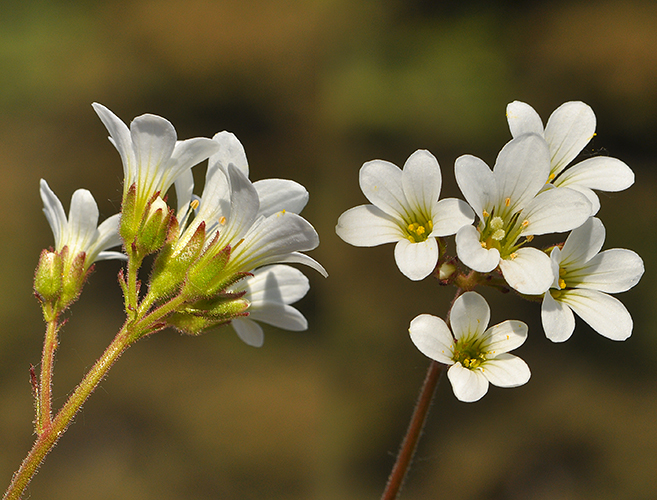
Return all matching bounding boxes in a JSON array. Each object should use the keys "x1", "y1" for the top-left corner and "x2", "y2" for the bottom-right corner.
[
  {"x1": 454, "y1": 154, "x2": 495, "y2": 219},
  {"x1": 274, "y1": 252, "x2": 328, "y2": 278},
  {"x1": 447, "y1": 363, "x2": 489, "y2": 402},
  {"x1": 571, "y1": 248, "x2": 644, "y2": 293},
  {"x1": 560, "y1": 288, "x2": 633, "y2": 340},
  {"x1": 165, "y1": 137, "x2": 220, "y2": 192},
  {"x1": 209, "y1": 131, "x2": 249, "y2": 177},
  {"x1": 96, "y1": 251, "x2": 128, "y2": 261},
  {"x1": 430, "y1": 198, "x2": 474, "y2": 237},
  {"x1": 231, "y1": 211, "x2": 319, "y2": 272},
  {"x1": 220, "y1": 165, "x2": 260, "y2": 244},
  {"x1": 174, "y1": 169, "x2": 195, "y2": 217},
  {"x1": 499, "y1": 247, "x2": 554, "y2": 295},
  {"x1": 359, "y1": 159, "x2": 407, "y2": 219},
  {"x1": 554, "y1": 156, "x2": 634, "y2": 192},
  {"x1": 40, "y1": 179, "x2": 67, "y2": 248},
  {"x1": 544, "y1": 101, "x2": 596, "y2": 177},
  {"x1": 483, "y1": 320, "x2": 528, "y2": 353},
  {"x1": 231, "y1": 318, "x2": 264, "y2": 347},
  {"x1": 92, "y1": 103, "x2": 136, "y2": 181},
  {"x1": 130, "y1": 113, "x2": 178, "y2": 189},
  {"x1": 541, "y1": 292, "x2": 576, "y2": 342},
  {"x1": 506, "y1": 101, "x2": 544, "y2": 137},
  {"x1": 408, "y1": 314, "x2": 455, "y2": 365},
  {"x1": 94, "y1": 213, "x2": 123, "y2": 255},
  {"x1": 560, "y1": 217, "x2": 605, "y2": 266},
  {"x1": 521, "y1": 187, "x2": 592, "y2": 236},
  {"x1": 401, "y1": 150, "x2": 442, "y2": 218},
  {"x1": 449, "y1": 292, "x2": 490, "y2": 341},
  {"x1": 336, "y1": 205, "x2": 403, "y2": 246},
  {"x1": 249, "y1": 304, "x2": 308, "y2": 331},
  {"x1": 494, "y1": 134, "x2": 550, "y2": 212},
  {"x1": 482, "y1": 354, "x2": 531, "y2": 388},
  {"x1": 254, "y1": 179, "x2": 309, "y2": 216},
  {"x1": 455, "y1": 225, "x2": 500, "y2": 273},
  {"x1": 67, "y1": 189, "x2": 100, "y2": 251},
  {"x1": 245, "y1": 265, "x2": 310, "y2": 305},
  {"x1": 393, "y1": 238, "x2": 438, "y2": 281}
]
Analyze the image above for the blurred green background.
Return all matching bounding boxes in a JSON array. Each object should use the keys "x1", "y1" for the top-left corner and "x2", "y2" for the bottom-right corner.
[{"x1": 1, "y1": 1, "x2": 656, "y2": 499}]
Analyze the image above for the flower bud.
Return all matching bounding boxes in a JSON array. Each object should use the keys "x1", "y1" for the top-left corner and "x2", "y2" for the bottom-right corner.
[{"x1": 34, "y1": 250, "x2": 63, "y2": 305}]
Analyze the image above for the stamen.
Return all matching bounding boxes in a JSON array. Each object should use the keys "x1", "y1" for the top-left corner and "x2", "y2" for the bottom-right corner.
[
  {"x1": 190, "y1": 199, "x2": 200, "y2": 210},
  {"x1": 504, "y1": 197, "x2": 511, "y2": 207}
]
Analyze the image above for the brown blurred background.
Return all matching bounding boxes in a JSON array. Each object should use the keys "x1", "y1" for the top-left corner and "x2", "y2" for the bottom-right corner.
[{"x1": 1, "y1": 1, "x2": 656, "y2": 499}]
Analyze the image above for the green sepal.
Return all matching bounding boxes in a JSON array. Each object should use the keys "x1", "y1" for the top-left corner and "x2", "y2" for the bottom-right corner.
[
  {"x1": 59, "y1": 247, "x2": 89, "y2": 310},
  {"x1": 119, "y1": 183, "x2": 139, "y2": 246},
  {"x1": 167, "y1": 294, "x2": 249, "y2": 336},
  {"x1": 34, "y1": 250, "x2": 63, "y2": 305},
  {"x1": 183, "y1": 244, "x2": 233, "y2": 299},
  {"x1": 149, "y1": 221, "x2": 206, "y2": 301},
  {"x1": 134, "y1": 197, "x2": 174, "y2": 258}
]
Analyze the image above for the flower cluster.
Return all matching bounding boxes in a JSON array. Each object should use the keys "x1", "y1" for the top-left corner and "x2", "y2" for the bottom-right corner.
[
  {"x1": 336, "y1": 100, "x2": 643, "y2": 402},
  {"x1": 37, "y1": 104, "x2": 325, "y2": 345}
]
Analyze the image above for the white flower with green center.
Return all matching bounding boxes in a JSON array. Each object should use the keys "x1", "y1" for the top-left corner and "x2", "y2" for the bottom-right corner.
[
  {"x1": 230, "y1": 265, "x2": 310, "y2": 347},
  {"x1": 92, "y1": 103, "x2": 219, "y2": 221},
  {"x1": 335, "y1": 149, "x2": 474, "y2": 281},
  {"x1": 542, "y1": 217, "x2": 644, "y2": 342},
  {"x1": 507, "y1": 101, "x2": 634, "y2": 215},
  {"x1": 409, "y1": 291, "x2": 530, "y2": 402},
  {"x1": 455, "y1": 133, "x2": 592, "y2": 294},
  {"x1": 40, "y1": 179, "x2": 125, "y2": 271}
]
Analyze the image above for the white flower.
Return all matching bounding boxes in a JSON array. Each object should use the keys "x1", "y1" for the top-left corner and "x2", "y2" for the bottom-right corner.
[
  {"x1": 409, "y1": 291, "x2": 530, "y2": 402},
  {"x1": 541, "y1": 217, "x2": 644, "y2": 342},
  {"x1": 230, "y1": 265, "x2": 310, "y2": 347},
  {"x1": 507, "y1": 101, "x2": 634, "y2": 214},
  {"x1": 335, "y1": 149, "x2": 474, "y2": 280},
  {"x1": 40, "y1": 179, "x2": 125, "y2": 271},
  {"x1": 455, "y1": 133, "x2": 592, "y2": 294},
  {"x1": 92, "y1": 103, "x2": 219, "y2": 216},
  {"x1": 173, "y1": 140, "x2": 326, "y2": 278}
]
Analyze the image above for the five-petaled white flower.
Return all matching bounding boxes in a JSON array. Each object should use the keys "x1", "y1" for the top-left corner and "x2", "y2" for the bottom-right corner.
[
  {"x1": 40, "y1": 179, "x2": 125, "y2": 271},
  {"x1": 92, "y1": 103, "x2": 219, "y2": 217},
  {"x1": 455, "y1": 133, "x2": 592, "y2": 295},
  {"x1": 542, "y1": 217, "x2": 644, "y2": 342},
  {"x1": 336, "y1": 149, "x2": 474, "y2": 281},
  {"x1": 409, "y1": 291, "x2": 530, "y2": 402},
  {"x1": 506, "y1": 101, "x2": 634, "y2": 215},
  {"x1": 230, "y1": 265, "x2": 311, "y2": 347}
]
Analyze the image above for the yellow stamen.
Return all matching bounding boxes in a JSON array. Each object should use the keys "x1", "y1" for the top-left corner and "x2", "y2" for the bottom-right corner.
[
  {"x1": 190, "y1": 199, "x2": 200, "y2": 210},
  {"x1": 504, "y1": 197, "x2": 511, "y2": 207}
]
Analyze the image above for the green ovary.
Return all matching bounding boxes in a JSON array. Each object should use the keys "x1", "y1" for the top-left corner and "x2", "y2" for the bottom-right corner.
[
  {"x1": 405, "y1": 219, "x2": 433, "y2": 243},
  {"x1": 452, "y1": 338, "x2": 487, "y2": 370}
]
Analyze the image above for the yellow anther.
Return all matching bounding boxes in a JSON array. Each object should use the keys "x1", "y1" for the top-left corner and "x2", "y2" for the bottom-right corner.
[
  {"x1": 219, "y1": 216, "x2": 227, "y2": 225},
  {"x1": 526, "y1": 235, "x2": 534, "y2": 242},
  {"x1": 505, "y1": 197, "x2": 511, "y2": 207},
  {"x1": 558, "y1": 278, "x2": 566, "y2": 289},
  {"x1": 509, "y1": 252, "x2": 518, "y2": 260},
  {"x1": 190, "y1": 199, "x2": 200, "y2": 210},
  {"x1": 480, "y1": 241, "x2": 487, "y2": 248},
  {"x1": 482, "y1": 210, "x2": 490, "y2": 218},
  {"x1": 521, "y1": 219, "x2": 529, "y2": 228},
  {"x1": 548, "y1": 173, "x2": 556, "y2": 181}
]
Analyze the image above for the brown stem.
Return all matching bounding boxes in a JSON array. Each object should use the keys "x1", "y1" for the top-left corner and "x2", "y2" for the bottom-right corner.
[{"x1": 380, "y1": 360, "x2": 445, "y2": 500}]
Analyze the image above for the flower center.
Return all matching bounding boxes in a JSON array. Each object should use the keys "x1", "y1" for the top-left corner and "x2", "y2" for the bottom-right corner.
[
  {"x1": 452, "y1": 338, "x2": 487, "y2": 370},
  {"x1": 478, "y1": 209, "x2": 529, "y2": 257},
  {"x1": 405, "y1": 219, "x2": 433, "y2": 243}
]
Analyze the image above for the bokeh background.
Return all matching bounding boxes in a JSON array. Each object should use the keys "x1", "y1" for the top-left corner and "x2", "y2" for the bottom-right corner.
[{"x1": 1, "y1": 1, "x2": 656, "y2": 499}]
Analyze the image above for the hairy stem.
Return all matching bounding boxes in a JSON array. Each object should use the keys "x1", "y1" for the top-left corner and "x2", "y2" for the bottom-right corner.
[
  {"x1": 3, "y1": 324, "x2": 135, "y2": 500},
  {"x1": 380, "y1": 360, "x2": 445, "y2": 500}
]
